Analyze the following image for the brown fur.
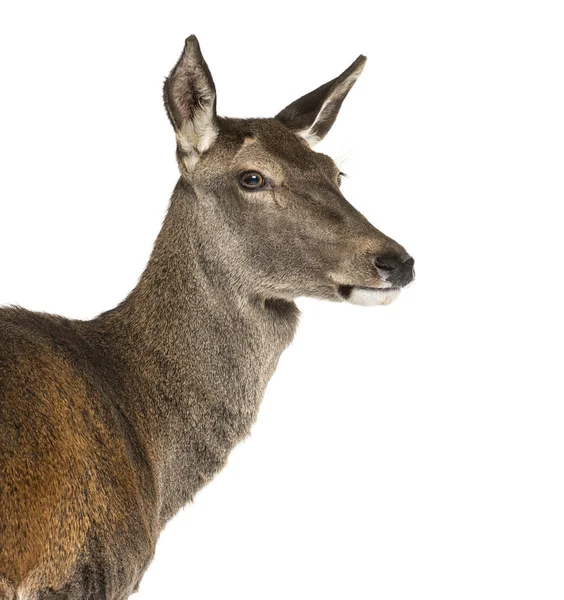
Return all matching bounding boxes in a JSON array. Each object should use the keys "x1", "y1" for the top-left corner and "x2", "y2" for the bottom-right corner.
[
  {"x1": 0, "y1": 310, "x2": 157, "y2": 598},
  {"x1": 0, "y1": 36, "x2": 413, "y2": 599}
]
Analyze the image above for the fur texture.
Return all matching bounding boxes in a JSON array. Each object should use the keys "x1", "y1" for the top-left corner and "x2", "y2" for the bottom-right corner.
[{"x1": 0, "y1": 36, "x2": 413, "y2": 599}]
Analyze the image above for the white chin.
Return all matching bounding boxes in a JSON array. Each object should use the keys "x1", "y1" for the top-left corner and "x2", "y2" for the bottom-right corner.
[{"x1": 346, "y1": 287, "x2": 401, "y2": 306}]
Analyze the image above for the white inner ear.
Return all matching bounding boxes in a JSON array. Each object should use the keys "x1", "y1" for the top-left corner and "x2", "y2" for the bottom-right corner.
[
  {"x1": 298, "y1": 127, "x2": 323, "y2": 147},
  {"x1": 297, "y1": 98, "x2": 332, "y2": 147},
  {"x1": 297, "y1": 68, "x2": 363, "y2": 148},
  {"x1": 177, "y1": 102, "x2": 217, "y2": 155},
  {"x1": 177, "y1": 103, "x2": 218, "y2": 172},
  {"x1": 176, "y1": 56, "x2": 218, "y2": 171}
]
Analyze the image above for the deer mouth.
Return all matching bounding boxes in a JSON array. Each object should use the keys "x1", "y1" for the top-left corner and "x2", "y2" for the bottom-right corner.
[{"x1": 337, "y1": 284, "x2": 401, "y2": 306}]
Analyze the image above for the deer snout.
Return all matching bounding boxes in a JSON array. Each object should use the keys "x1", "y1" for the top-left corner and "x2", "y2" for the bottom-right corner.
[{"x1": 371, "y1": 255, "x2": 415, "y2": 287}]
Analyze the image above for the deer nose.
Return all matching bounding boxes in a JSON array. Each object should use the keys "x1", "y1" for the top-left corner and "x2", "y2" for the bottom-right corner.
[{"x1": 371, "y1": 255, "x2": 415, "y2": 287}]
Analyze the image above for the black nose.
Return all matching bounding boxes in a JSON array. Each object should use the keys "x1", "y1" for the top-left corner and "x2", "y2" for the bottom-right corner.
[{"x1": 372, "y1": 255, "x2": 415, "y2": 287}]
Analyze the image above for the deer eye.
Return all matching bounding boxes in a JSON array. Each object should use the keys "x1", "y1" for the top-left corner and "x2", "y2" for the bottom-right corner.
[{"x1": 239, "y1": 171, "x2": 265, "y2": 190}]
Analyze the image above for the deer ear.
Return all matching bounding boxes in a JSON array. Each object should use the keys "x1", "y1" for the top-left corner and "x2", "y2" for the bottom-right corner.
[
  {"x1": 275, "y1": 55, "x2": 367, "y2": 147},
  {"x1": 164, "y1": 35, "x2": 218, "y2": 172}
]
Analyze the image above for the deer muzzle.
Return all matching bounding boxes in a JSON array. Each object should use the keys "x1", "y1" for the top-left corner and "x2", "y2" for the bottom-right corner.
[{"x1": 337, "y1": 254, "x2": 415, "y2": 306}]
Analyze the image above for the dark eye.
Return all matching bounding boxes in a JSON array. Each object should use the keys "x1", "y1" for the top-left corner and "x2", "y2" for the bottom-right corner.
[
  {"x1": 337, "y1": 171, "x2": 346, "y2": 187},
  {"x1": 239, "y1": 171, "x2": 265, "y2": 189}
]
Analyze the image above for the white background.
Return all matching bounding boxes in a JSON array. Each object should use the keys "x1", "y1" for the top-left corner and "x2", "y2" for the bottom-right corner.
[{"x1": 0, "y1": 1, "x2": 563, "y2": 599}]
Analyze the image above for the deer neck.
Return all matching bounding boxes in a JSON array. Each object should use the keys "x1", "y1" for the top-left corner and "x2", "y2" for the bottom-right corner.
[{"x1": 93, "y1": 178, "x2": 299, "y2": 522}]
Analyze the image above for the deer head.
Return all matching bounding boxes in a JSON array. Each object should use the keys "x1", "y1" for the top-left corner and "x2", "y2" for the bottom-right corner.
[{"x1": 163, "y1": 36, "x2": 414, "y2": 306}]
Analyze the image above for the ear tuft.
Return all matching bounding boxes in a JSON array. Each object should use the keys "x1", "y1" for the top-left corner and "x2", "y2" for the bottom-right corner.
[
  {"x1": 164, "y1": 35, "x2": 218, "y2": 173},
  {"x1": 275, "y1": 55, "x2": 367, "y2": 147}
]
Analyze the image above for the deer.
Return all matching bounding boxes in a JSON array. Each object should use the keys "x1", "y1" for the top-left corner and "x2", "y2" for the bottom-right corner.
[{"x1": 0, "y1": 35, "x2": 414, "y2": 600}]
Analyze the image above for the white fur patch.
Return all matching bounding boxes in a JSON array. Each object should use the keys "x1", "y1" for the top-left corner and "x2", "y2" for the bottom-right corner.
[
  {"x1": 177, "y1": 101, "x2": 218, "y2": 173},
  {"x1": 177, "y1": 103, "x2": 217, "y2": 155},
  {"x1": 347, "y1": 287, "x2": 401, "y2": 306},
  {"x1": 298, "y1": 130, "x2": 322, "y2": 146}
]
